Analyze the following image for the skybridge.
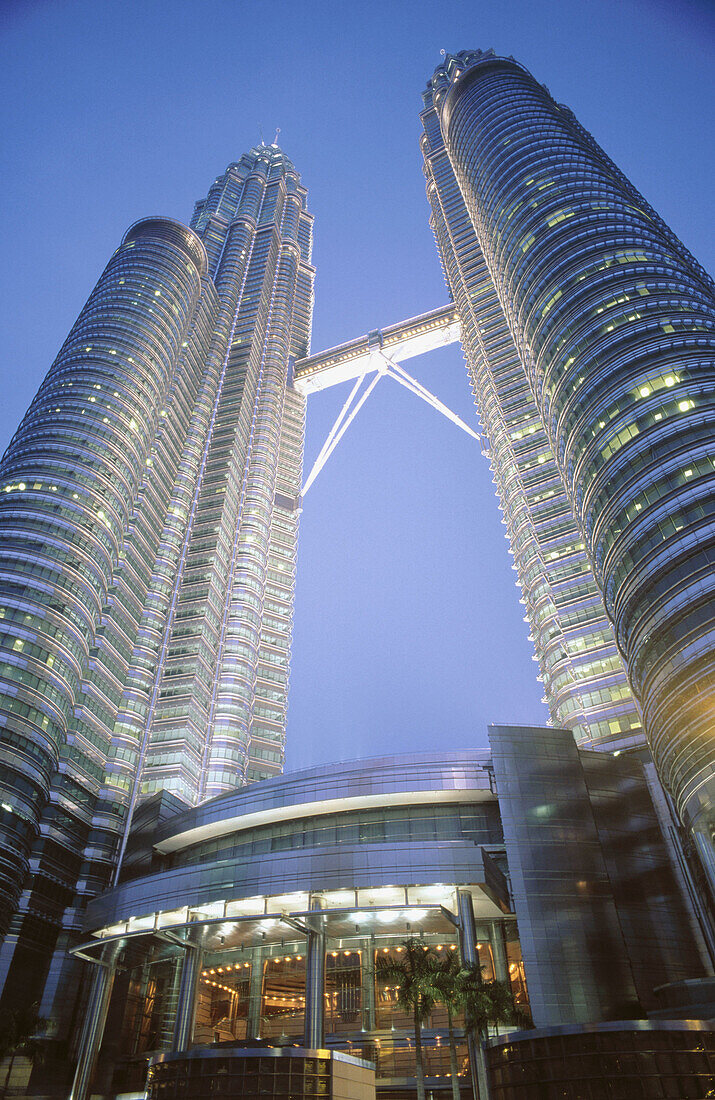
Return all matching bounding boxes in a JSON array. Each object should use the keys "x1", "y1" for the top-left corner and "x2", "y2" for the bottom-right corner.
[
  {"x1": 293, "y1": 304, "x2": 479, "y2": 495},
  {"x1": 293, "y1": 303, "x2": 461, "y2": 393}
]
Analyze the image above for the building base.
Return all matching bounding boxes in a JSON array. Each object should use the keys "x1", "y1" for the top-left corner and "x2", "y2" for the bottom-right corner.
[
  {"x1": 486, "y1": 1019, "x2": 715, "y2": 1099},
  {"x1": 146, "y1": 1046, "x2": 376, "y2": 1100}
]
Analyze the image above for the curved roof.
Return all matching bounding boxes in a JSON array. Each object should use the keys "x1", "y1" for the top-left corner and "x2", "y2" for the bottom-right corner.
[{"x1": 154, "y1": 749, "x2": 494, "y2": 855}]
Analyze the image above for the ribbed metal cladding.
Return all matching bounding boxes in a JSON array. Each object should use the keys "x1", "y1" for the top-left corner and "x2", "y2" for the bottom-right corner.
[
  {"x1": 437, "y1": 55, "x2": 715, "y2": 865},
  {"x1": 0, "y1": 218, "x2": 206, "y2": 935},
  {"x1": 123, "y1": 217, "x2": 209, "y2": 277}
]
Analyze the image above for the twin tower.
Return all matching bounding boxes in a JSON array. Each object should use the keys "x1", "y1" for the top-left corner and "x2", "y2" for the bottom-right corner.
[{"x1": 0, "y1": 49, "x2": 713, "y2": 1026}]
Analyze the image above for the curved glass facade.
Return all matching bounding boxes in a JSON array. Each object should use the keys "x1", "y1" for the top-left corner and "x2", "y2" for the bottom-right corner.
[
  {"x1": 428, "y1": 50, "x2": 715, "y2": 883},
  {"x1": 162, "y1": 802, "x2": 504, "y2": 868}
]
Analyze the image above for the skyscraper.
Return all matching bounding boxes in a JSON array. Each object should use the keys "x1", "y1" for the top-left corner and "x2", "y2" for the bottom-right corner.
[
  {"x1": 0, "y1": 145, "x2": 314, "y2": 1018},
  {"x1": 421, "y1": 49, "x2": 715, "y2": 892},
  {"x1": 0, "y1": 49, "x2": 714, "y2": 1100},
  {"x1": 420, "y1": 61, "x2": 644, "y2": 755}
]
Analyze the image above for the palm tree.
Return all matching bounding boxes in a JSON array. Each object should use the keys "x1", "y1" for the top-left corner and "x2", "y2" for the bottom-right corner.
[
  {"x1": 426, "y1": 951, "x2": 463, "y2": 1100},
  {"x1": 458, "y1": 962, "x2": 518, "y2": 1099},
  {"x1": 0, "y1": 1003, "x2": 45, "y2": 1097},
  {"x1": 378, "y1": 941, "x2": 438, "y2": 1100}
]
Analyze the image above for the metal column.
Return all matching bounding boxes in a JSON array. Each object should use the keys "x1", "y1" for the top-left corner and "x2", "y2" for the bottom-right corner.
[
  {"x1": 489, "y1": 921, "x2": 509, "y2": 983},
  {"x1": 457, "y1": 890, "x2": 491, "y2": 1100},
  {"x1": 304, "y1": 895, "x2": 326, "y2": 1049},
  {"x1": 457, "y1": 888, "x2": 478, "y2": 965},
  {"x1": 68, "y1": 943, "x2": 121, "y2": 1100},
  {"x1": 172, "y1": 933, "x2": 203, "y2": 1052},
  {"x1": 361, "y1": 937, "x2": 376, "y2": 1032},
  {"x1": 247, "y1": 948, "x2": 264, "y2": 1039},
  {"x1": 159, "y1": 955, "x2": 184, "y2": 1050}
]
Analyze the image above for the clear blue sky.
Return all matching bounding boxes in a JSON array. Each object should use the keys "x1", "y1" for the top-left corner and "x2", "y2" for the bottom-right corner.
[{"x1": 0, "y1": 0, "x2": 712, "y2": 770}]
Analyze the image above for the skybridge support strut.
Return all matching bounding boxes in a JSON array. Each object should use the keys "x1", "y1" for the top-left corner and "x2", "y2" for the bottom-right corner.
[
  {"x1": 301, "y1": 368, "x2": 386, "y2": 496},
  {"x1": 383, "y1": 356, "x2": 482, "y2": 444},
  {"x1": 300, "y1": 353, "x2": 481, "y2": 497}
]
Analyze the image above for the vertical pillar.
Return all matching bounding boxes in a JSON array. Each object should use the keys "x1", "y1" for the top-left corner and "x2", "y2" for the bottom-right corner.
[
  {"x1": 130, "y1": 961, "x2": 151, "y2": 1052},
  {"x1": 159, "y1": 955, "x2": 184, "y2": 1050},
  {"x1": 172, "y1": 934, "x2": 203, "y2": 1052},
  {"x1": 247, "y1": 949, "x2": 264, "y2": 1039},
  {"x1": 361, "y1": 938, "x2": 376, "y2": 1032},
  {"x1": 457, "y1": 890, "x2": 491, "y2": 1100},
  {"x1": 304, "y1": 894, "x2": 326, "y2": 1050},
  {"x1": 489, "y1": 921, "x2": 509, "y2": 984},
  {"x1": 69, "y1": 943, "x2": 121, "y2": 1100},
  {"x1": 457, "y1": 889, "x2": 478, "y2": 965}
]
